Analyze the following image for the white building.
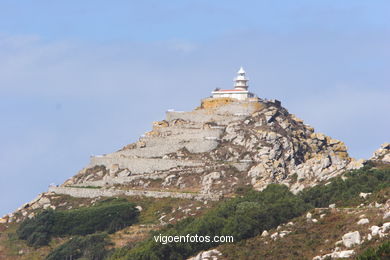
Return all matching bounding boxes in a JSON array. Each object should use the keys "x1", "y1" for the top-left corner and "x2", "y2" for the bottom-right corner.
[{"x1": 212, "y1": 67, "x2": 255, "y2": 100}]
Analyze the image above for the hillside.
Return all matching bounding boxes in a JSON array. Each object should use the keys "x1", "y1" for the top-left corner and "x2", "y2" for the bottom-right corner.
[
  {"x1": 0, "y1": 97, "x2": 389, "y2": 260},
  {"x1": 2, "y1": 97, "x2": 364, "y2": 225}
]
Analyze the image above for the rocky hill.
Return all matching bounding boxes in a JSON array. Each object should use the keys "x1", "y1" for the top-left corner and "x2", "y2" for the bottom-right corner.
[
  {"x1": 0, "y1": 96, "x2": 389, "y2": 260},
  {"x1": 2, "y1": 97, "x2": 366, "y2": 224},
  {"x1": 56, "y1": 97, "x2": 362, "y2": 198},
  {"x1": 370, "y1": 142, "x2": 390, "y2": 163}
]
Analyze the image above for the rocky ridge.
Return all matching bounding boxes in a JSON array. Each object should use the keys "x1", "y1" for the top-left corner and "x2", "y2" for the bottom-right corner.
[
  {"x1": 59, "y1": 97, "x2": 362, "y2": 195},
  {"x1": 370, "y1": 142, "x2": 390, "y2": 163},
  {"x1": 2, "y1": 97, "x2": 366, "y2": 223}
]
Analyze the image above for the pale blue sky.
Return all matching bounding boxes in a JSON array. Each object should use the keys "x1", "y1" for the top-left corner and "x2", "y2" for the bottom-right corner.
[{"x1": 1, "y1": 1, "x2": 389, "y2": 216}]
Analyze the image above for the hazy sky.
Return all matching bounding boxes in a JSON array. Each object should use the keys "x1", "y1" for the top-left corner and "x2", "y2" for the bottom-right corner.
[{"x1": 1, "y1": 1, "x2": 389, "y2": 216}]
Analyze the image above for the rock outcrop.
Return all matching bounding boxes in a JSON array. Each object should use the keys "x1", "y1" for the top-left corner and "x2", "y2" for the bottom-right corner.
[
  {"x1": 57, "y1": 97, "x2": 362, "y2": 198},
  {"x1": 187, "y1": 249, "x2": 222, "y2": 260},
  {"x1": 313, "y1": 250, "x2": 355, "y2": 260},
  {"x1": 342, "y1": 231, "x2": 361, "y2": 248},
  {"x1": 370, "y1": 142, "x2": 390, "y2": 163}
]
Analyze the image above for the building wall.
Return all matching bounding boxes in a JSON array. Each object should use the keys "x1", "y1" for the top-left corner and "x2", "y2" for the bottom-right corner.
[{"x1": 212, "y1": 92, "x2": 248, "y2": 100}]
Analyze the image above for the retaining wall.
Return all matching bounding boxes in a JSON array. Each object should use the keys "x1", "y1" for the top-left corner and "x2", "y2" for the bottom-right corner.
[
  {"x1": 89, "y1": 157, "x2": 203, "y2": 174},
  {"x1": 48, "y1": 186, "x2": 221, "y2": 201}
]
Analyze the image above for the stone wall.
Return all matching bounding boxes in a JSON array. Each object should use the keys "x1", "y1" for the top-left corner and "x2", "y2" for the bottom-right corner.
[
  {"x1": 89, "y1": 157, "x2": 203, "y2": 174},
  {"x1": 48, "y1": 186, "x2": 221, "y2": 201},
  {"x1": 116, "y1": 127, "x2": 223, "y2": 158},
  {"x1": 165, "y1": 103, "x2": 257, "y2": 124}
]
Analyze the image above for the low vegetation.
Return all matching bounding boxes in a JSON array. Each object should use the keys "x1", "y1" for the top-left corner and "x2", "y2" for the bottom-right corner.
[
  {"x1": 220, "y1": 206, "x2": 387, "y2": 259},
  {"x1": 8, "y1": 163, "x2": 390, "y2": 259},
  {"x1": 357, "y1": 240, "x2": 390, "y2": 260},
  {"x1": 299, "y1": 163, "x2": 390, "y2": 208},
  {"x1": 109, "y1": 163, "x2": 390, "y2": 260},
  {"x1": 109, "y1": 184, "x2": 309, "y2": 260},
  {"x1": 16, "y1": 199, "x2": 139, "y2": 247},
  {"x1": 45, "y1": 233, "x2": 112, "y2": 260}
]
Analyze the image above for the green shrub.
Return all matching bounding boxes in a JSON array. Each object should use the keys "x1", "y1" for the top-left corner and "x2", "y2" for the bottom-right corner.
[
  {"x1": 16, "y1": 209, "x2": 55, "y2": 247},
  {"x1": 17, "y1": 199, "x2": 139, "y2": 247},
  {"x1": 114, "y1": 184, "x2": 309, "y2": 260},
  {"x1": 46, "y1": 233, "x2": 111, "y2": 260},
  {"x1": 357, "y1": 240, "x2": 390, "y2": 260},
  {"x1": 299, "y1": 165, "x2": 390, "y2": 208}
]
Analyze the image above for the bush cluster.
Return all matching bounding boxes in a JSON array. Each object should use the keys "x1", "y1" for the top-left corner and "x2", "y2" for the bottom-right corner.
[
  {"x1": 17, "y1": 199, "x2": 139, "y2": 247},
  {"x1": 113, "y1": 184, "x2": 309, "y2": 260},
  {"x1": 299, "y1": 165, "x2": 390, "y2": 208},
  {"x1": 357, "y1": 240, "x2": 390, "y2": 260},
  {"x1": 46, "y1": 233, "x2": 111, "y2": 260}
]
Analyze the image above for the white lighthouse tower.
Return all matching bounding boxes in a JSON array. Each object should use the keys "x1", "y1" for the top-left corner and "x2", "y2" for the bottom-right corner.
[
  {"x1": 234, "y1": 66, "x2": 249, "y2": 90},
  {"x1": 211, "y1": 67, "x2": 254, "y2": 100}
]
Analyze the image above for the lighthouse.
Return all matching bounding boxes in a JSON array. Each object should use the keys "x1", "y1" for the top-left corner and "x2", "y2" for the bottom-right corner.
[
  {"x1": 212, "y1": 67, "x2": 255, "y2": 100},
  {"x1": 234, "y1": 66, "x2": 249, "y2": 90}
]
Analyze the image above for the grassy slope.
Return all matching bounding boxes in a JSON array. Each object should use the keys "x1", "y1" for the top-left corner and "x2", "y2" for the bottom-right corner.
[
  {"x1": 0, "y1": 196, "x2": 214, "y2": 259},
  {"x1": 107, "y1": 163, "x2": 390, "y2": 260},
  {"x1": 219, "y1": 206, "x2": 388, "y2": 259},
  {"x1": 219, "y1": 181, "x2": 390, "y2": 259}
]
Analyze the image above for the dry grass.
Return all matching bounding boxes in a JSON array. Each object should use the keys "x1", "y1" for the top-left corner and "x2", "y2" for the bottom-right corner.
[
  {"x1": 109, "y1": 224, "x2": 157, "y2": 248},
  {"x1": 0, "y1": 223, "x2": 66, "y2": 260}
]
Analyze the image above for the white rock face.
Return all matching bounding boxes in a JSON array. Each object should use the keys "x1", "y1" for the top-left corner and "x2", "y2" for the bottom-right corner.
[
  {"x1": 334, "y1": 250, "x2": 355, "y2": 258},
  {"x1": 187, "y1": 249, "x2": 222, "y2": 260},
  {"x1": 384, "y1": 199, "x2": 390, "y2": 219},
  {"x1": 359, "y1": 192, "x2": 371, "y2": 199},
  {"x1": 270, "y1": 232, "x2": 279, "y2": 240},
  {"x1": 370, "y1": 226, "x2": 380, "y2": 236},
  {"x1": 342, "y1": 231, "x2": 361, "y2": 248},
  {"x1": 357, "y1": 218, "x2": 369, "y2": 225},
  {"x1": 201, "y1": 172, "x2": 222, "y2": 194},
  {"x1": 370, "y1": 223, "x2": 390, "y2": 238},
  {"x1": 279, "y1": 230, "x2": 291, "y2": 238},
  {"x1": 313, "y1": 250, "x2": 354, "y2": 260},
  {"x1": 370, "y1": 142, "x2": 390, "y2": 163},
  {"x1": 261, "y1": 230, "x2": 269, "y2": 237},
  {"x1": 382, "y1": 222, "x2": 390, "y2": 233},
  {"x1": 385, "y1": 199, "x2": 390, "y2": 210}
]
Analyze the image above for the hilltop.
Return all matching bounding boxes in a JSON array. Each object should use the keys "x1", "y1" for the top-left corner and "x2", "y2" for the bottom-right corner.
[
  {"x1": 0, "y1": 68, "x2": 388, "y2": 259},
  {"x1": 58, "y1": 97, "x2": 362, "y2": 195},
  {"x1": 1, "y1": 96, "x2": 366, "y2": 226}
]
